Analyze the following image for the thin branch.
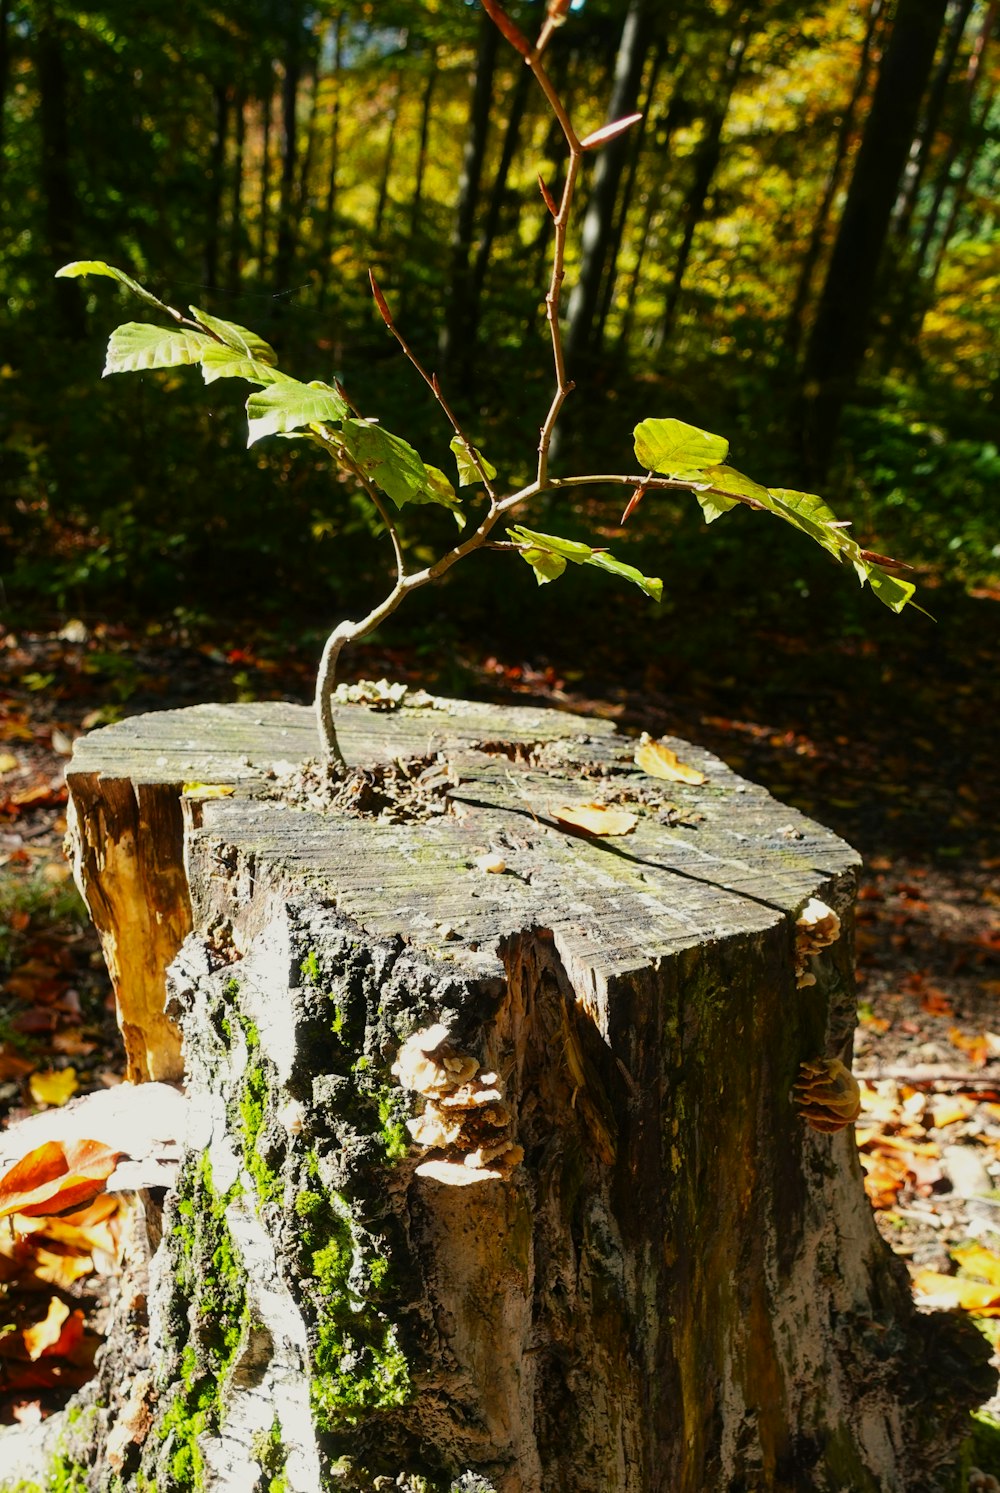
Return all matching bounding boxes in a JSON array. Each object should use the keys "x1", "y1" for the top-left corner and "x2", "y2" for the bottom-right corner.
[{"x1": 369, "y1": 271, "x2": 497, "y2": 501}]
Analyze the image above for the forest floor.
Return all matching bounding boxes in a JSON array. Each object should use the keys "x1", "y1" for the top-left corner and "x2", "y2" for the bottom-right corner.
[{"x1": 0, "y1": 591, "x2": 998, "y2": 1433}]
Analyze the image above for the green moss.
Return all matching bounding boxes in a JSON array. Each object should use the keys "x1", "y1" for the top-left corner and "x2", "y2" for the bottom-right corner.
[
  {"x1": 294, "y1": 1177, "x2": 412, "y2": 1432},
  {"x1": 377, "y1": 1086, "x2": 410, "y2": 1161},
  {"x1": 968, "y1": 1409, "x2": 1000, "y2": 1479},
  {"x1": 0, "y1": 1449, "x2": 88, "y2": 1492},
  {"x1": 252, "y1": 1416, "x2": 289, "y2": 1493},
  {"x1": 157, "y1": 1153, "x2": 249, "y2": 1491},
  {"x1": 300, "y1": 949, "x2": 321, "y2": 985}
]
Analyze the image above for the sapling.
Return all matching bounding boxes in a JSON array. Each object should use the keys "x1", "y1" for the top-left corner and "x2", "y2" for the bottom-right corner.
[{"x1": 57, "y1": 0, "x2": 916, "y2": 768}]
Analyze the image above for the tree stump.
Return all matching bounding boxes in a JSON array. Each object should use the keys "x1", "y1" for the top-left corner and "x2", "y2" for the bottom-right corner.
[{"x1": 29, "y1": 697, "x2": 994, "y2": 1489}]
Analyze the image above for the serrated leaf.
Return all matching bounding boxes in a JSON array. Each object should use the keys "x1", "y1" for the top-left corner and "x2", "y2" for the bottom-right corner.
[
  {"x1": 188, "y1": 307, "x2": 277, "y2": 364},
  {"x1": 246, "y1": 380, "x2": 350, "y2": 446},
  {"x1": 507, "y1": 526, "x2": 662, "y2": 602},
  {"x1": 634, "y1": 417, "x2": 729, "y2": 476},
  {"x1": 703, "y1": 465, "x2": 769, "y2": 501},
  {"x1": 764, "y1": 488, "x2": 845, "y2": 558},
  {"x1": 56, "y1": 260, "x2": 175, "y2": 316},
  {"x1": 201, "y1": 345, "x2": 287, "y2": 386},
  {"x1": 694, "y1": 491, "x2": 739, "y2": 524},
  {"x1": 339, "y1": 420, "x2": 429, "y2": 507},
  {"x1": 865, "y1": 567, "x2": 917, "y2": 613},
  {"x1": 449, "y1": 436, "x2": 497, "y2": 487},
  {"x1": 103, "y1": 323, "x2": 214, "y2": 376}
]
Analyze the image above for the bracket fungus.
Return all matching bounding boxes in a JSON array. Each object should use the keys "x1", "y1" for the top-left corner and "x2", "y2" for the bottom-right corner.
[
  {"x1": 794, "y1": 896, "x2": 842, "y2": 989},
  {"x1": 391, "y1": 1024, "x2": 523, "y2": 1177},
  {"x1": 793, "y1": 1057, "x2": 861, "y2": 1133}
]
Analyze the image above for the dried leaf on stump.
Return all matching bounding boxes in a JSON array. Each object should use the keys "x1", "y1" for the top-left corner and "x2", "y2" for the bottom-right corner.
[
  {"x1": 553, "y1": 803, "x2": 637, "y2": 837},
  {"x1": 634, "y1": 733, "x2": 707, "y2": 785}
]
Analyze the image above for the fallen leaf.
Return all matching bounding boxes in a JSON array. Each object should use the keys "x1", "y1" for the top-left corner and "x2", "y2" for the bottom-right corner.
[
  {"x1": 930, "y1": 1096, "x2": 978, "y2": 1128},
  {"x1": 0, "y1": 753, "x2": 18, "y2": 775},
  {"x1": 951, "y1": 1243, "x2": 1000, "y2": 1286},
  {"x1": 0, "y1": 1138, "x2": 121, "y2": 1221},
  {"x1": 29, "y1": 1069, "x2": 79, "y2": 1107},
  {"x1": 911, "y1": 1270, "x2": 1000, "y2": 1314},
  {"x1": 182, "y1": 782, "x2": 236, "y2": 799},
  {"x1": 553, "y1": 803, "x2": 637, "y2": 837},
  {"x1": 948, "y1": 1028, "x2": 990, "y2": 1067},
  {"x1": 51, "y1": 1030, "x2": 98, "y2": 1058},
  {"x1": 634, "y1": 733, "x2": 707, "y2": 785},
  {"x1": 23, "y1": 1298, "x2": 71, "y2": 1360}
]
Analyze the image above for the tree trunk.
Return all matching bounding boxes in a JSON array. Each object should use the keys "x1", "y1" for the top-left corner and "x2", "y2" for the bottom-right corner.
[
  {"x1": 408, "y1": 46, "x2": 438, "y2": 244},
  {"x1": 36, "y1": 2, "x2": 84, "y2": 338},
  {"x1": 226, "y1": 90, "x2": 246, "y2": 297},
  {"x1": 657, "y1": 18, "x2": 750, "y2": 346},
  {"x1": 11, "y1": 696, "x2": 989, "y2": 1491},
  {"x1": 0, "y1": 0, "x2": 10, "y2": 193},
  {"x1": 784, "y1": 0, "x2": 885, "y2": 358},
  {"x1": 274, "y1": 5, "x2": 304, "y2": 297},
  {"x1": 797, "y1": 0, "x2": 950, "y2": 477},
  {"x1": 204, "y1": 84, "x2": 230, "y2": 295},
  {"x1": 564, "y1": 0, "x2": 651, "y2": 367},
  {"x1": 259, "y1": 85, "x2": 274, "y2": 276},
  {"x1": 374, "y1": 54, "x2": 406, "y2": 246},
  {"x1": 318, "y1": 14, "x2": 343, "y2": 302},
  {"x1": 438, "y1": 13, "x2": 500, "y2": 381},
  {"x1": 470, "y1": 60, "x2": 532, "y2": 312}
]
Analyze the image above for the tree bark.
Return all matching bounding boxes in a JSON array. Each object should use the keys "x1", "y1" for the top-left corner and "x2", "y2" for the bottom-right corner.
[
  {"x1": 564, "y1": 0, "x2": 651, "y2": 367},
  {"x1": 797, "y1": 0, "x2": 951, "y2": 476},
  {"x1": 22, "y1": 696, "x2": 991, "y2": 1491}
]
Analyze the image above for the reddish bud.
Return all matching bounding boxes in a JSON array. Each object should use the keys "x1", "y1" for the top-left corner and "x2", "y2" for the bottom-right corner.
[
  {"x1": 480, "y1": 0, "x2": 533, "y2": 58},
  {"x1": 369, "y1": 270, "x2": 393, "y2": 329},
  {"x1": 538, "y1": 174, "x2": 558, "y2": 218}
]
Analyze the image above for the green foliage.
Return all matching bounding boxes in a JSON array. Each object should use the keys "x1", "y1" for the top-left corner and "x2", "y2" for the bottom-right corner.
[
  {"x1": 246, "y1": 381, "x2": 351, "y2": 445},
  {"x1": 103, "y1": 323, "x2": 214, "y2": 376},
  {"x1": 450, "y1": 436, "x2": 498, "y2": 487},
  {"x1": 633, "y1": 416, "x2": 730, "y2": 478},
  {"x1": 507, "y1": 525, "x2": 663, "y2": 601}
]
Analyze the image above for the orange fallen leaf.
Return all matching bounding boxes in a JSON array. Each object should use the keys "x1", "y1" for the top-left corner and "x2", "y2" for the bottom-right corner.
[
  {"x1": 31, "y1": 1245, "x2": 95, "y2": 1290},
  {"x1": 920, "y1": 989, "x2": 954, "y2": 1017},
  {"x1": 0, "y1": 1139, "x2": 120, "y2": 1221},
  {"x1": 948, "y1": 1028, "x2": 990, "y2": 1067},
  {"x1": 23, "y1": 1298, "x2": 71, "y2": 1360},
  {"x1": 29, "y1": 1068, "x2": 79, "y2": 1107},
  {"x1": 634, "y1": 734, "x2": 706, "y2": 785},
  {"x1": 553, "y1": 803, "x2": 637, "y2": 837},
  {"x1": 910, "y1": 1270, "x2": 1000, "y2": 1314},
  {"x1": 951, "y1": 1243, "x2": 1000, "y2": 1287},
  {"x1": 7, "y1": 783, "x2": 67, "y2": 810}
]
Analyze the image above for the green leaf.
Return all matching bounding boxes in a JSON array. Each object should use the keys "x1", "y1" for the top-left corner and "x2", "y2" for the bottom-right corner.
[
  {"x1": 764, "y1": 488, "x2": 845, "y2": 558},
  {"x1": 56, "y1": 260, "x2": 176, "y2": 317},
  {"x1": 633, "y1": 417, "x2": 729, "y2": 476},
  {"x1": 865, "y1": 567, "x2": 917, "y2": 613},
  {"x1": 201, "y1": 346, "x2": 287, "y2": 386},
  {"x1": 246, "y1": 380, "x2": 350, "y2": 446},
  {"x1": 449, "y1": 436, "x2": 497, "y2": 487},
  {"x1": 103, "y1": 323, "x2": 214, "y2": 375},
  {"x1": 693, "y1": 492, "x2": 739, "y2": 525},
  {"x1": 507, "y1": 526, "x2": 662, "y2": 602},
  {"x1": 189, "y1": 308, "x2": 277, "y2": 365},
  {"x1": 339, "y1": 420, "x2": 429, "y2": 507}
]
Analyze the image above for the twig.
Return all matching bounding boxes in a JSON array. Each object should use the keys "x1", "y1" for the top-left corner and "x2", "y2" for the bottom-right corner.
[
  {"x1": 856, "y1": 1066, "x2": 1000, "y2": 1088},
  {"x1": 368, "y1": 271, "x2": 497, "y2": 500}
]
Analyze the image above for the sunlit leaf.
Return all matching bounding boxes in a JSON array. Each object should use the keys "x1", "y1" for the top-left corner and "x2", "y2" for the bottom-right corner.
[
  {"x1": 553, "y1": 803, "x2": 637, "y2": 836},
  {"x1": 633, "y1": 417, "x2": 729, "y2": 476},
  {"x1": 911, "y1": 1270, "x2": 1000, "y2": 1314},
  {"x1": 103, "y1": 324, "x2": 214, "y2": 376},
  {"x1": 702, "y1": 465, "x2": 769, "y2": 502},
  {"x1": 339, "y1": 420, "x2": 432, "y2": 508},
  {"x1": 634, "y1": 734, "x2": 706, "y2": 785},
  {"x1": 0, "y1": 1139, "x2": 120, "y2": 1221},
  {"x1": 420, "y1": 465, "x2": 466, "y2": 527},
  {"x1": 449, "y1": 435, "x2": 497, "y2": 487},
  {"x1": 29, "y1": 1069, "x2": 78, "y2": 1107},
  {"x1": 200, "y1": 346, "x2": 287, "y2": 387},
  {"x1": 182, "y1": 782, "x2": 236, "y2": 799},
  {"x1": 507, "y1": 526, "x2": 662, "y2": 601},
  {"x1": 188, "y1": 307, "x2": 277, "y2": 364},
  {"x1": 952, "y1": 1244, "x2": 1000, "y2": 1286},
  {"x1": 246, "y1": 380, "x2": 350, "y2": 446},
  {"x1": 23, "y1": 1298, "x2": 78, "y2": 1361},
  {"x1": 55, "y1": 260, "x2": 175, "y2": 316}
]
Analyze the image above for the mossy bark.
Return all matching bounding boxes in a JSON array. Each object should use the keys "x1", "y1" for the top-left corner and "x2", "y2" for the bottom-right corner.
[{"x1": 37, "y1": 697, "x2": 995, "y2": 1490}]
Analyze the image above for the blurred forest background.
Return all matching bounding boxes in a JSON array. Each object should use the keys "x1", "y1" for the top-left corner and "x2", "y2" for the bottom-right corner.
[{"x1": 1, "y1": 0, "x2": 998, "y2": 677}]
